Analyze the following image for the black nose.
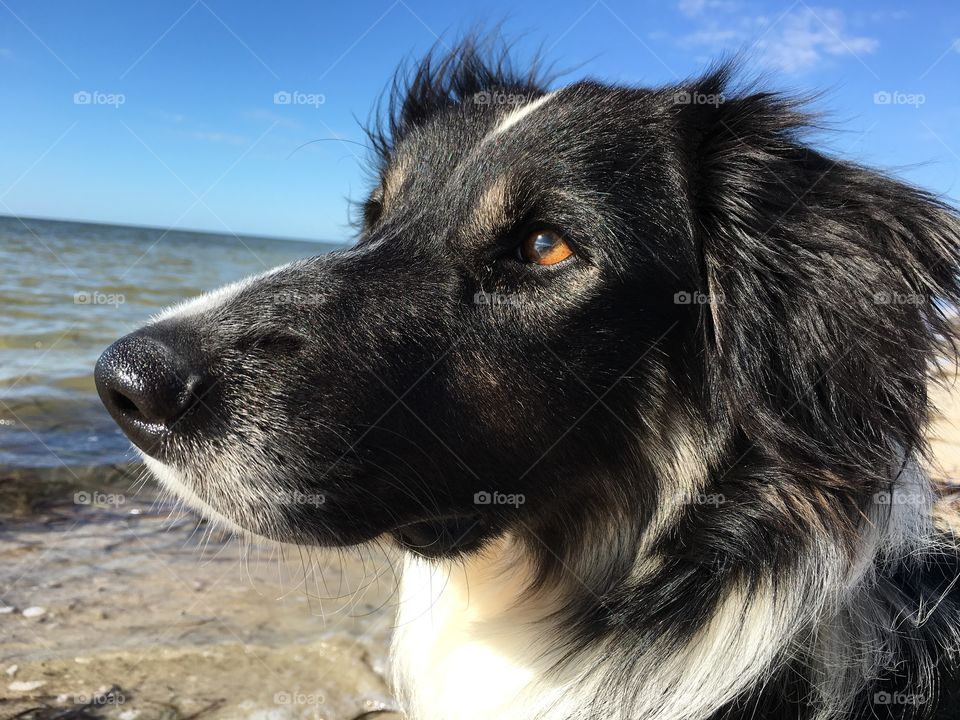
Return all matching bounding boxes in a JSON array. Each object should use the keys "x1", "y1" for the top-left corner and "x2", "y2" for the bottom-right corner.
[{"x1": 95, "y1": 332, "x2": 208, "y2": 456}]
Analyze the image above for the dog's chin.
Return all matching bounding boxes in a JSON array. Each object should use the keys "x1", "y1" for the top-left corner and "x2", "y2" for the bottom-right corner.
[
  {"x1": 142, "y1": 455, "x2": 490, "y2": 555},
  {"x1": 141, "y1": 455, "x2": 334, "y2": 545}
]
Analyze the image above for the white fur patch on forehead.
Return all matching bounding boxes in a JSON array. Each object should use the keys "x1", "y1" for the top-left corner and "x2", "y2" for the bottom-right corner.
[{"x1": 486, "y1": 91, "x2": 558, "y2": 140}]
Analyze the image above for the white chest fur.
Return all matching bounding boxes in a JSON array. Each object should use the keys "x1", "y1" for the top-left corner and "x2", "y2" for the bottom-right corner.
[
  {"x1": 386, "y1": 537, "x2": 851, "y2": 720},
  {"x1": 389, "y1": 542, "x2": 589, "y2": 720}
]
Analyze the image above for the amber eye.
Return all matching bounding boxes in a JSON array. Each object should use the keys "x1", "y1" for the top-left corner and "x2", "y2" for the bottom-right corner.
[{"x1": 518, "y1": 230, "x2": 573, "y2": 266}]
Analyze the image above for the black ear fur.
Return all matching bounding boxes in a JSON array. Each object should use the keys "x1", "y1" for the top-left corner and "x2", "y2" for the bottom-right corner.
[{"x1": 678, "y1": 67, "x2": 960, "y2": 489}]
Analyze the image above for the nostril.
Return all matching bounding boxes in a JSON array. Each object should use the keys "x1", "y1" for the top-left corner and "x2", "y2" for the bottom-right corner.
[{"x1": 110, "y1": 389, "x2": 141, "y2": 418}]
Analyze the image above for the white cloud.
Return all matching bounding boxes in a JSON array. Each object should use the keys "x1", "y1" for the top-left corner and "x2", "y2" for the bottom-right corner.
[
  {"x1": 678, "y1": 0, "x2": 741, "y2": 17},
  {"x1": 244, "y1": 108, "x2": 301, "y2": 130},
  {"x1": 759, "y1": 7, "x2": 878, "y2": 72},
  {"x1": 681, "y1": 28, "x2": 742, "y2": 46},
  {"x1": 677, "y1": 4, "x2": 879, "y2": 73},
  {"x1": 188, "y1": 130, "x2": 248, "y2": 145},
  {"x1": 156, "y1": 110, "x2": 186, "y2": 124}
]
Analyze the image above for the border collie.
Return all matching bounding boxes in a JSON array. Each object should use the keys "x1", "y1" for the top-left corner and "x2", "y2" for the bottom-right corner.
[{"x1": 95, "y1": 39, "x2": 960, "y2": 720}]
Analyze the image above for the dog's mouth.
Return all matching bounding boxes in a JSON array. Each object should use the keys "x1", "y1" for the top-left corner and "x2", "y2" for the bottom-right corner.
[
  {"x1": 393, "y1": 513, "x2": 488, "y2": 557},
  {"x1": 146, "y1": 455, "x2": 491, "y2": 555}
]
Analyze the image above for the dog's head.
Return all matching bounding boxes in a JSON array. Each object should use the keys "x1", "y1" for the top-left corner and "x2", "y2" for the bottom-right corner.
[{"x1": 96, "y1": 42, "x2": 960, "y2": 572}]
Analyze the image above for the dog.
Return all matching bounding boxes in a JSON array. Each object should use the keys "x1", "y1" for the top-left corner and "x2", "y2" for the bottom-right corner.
[{"x1": 96, "y1": 39, "x2": 960, "y2": 720}]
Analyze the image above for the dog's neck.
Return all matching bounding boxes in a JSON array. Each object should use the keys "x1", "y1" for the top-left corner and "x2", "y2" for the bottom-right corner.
[
  {"x1": 391, "y1": 538, "x2": 807, "y2": 720},
  {"x1": 391, "y1": 536, "x2": 590, "y2": 720},
  {"x1": 389, "y1": 463, "x2": 940, "y2": 720}
]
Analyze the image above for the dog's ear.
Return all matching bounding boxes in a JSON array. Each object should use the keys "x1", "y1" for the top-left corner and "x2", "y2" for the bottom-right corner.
[{"x1": 676, "y1": 67, "x2": 960, "y2": 481}]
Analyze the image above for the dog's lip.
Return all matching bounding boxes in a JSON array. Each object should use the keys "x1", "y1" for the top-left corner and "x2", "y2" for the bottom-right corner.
[
  {"x1": 391, "y1": 512, "x2": 487, "y2": 557},
  {"x1": 389, "y1": 512, "x2": 482, "y2": 531},
  {"x1": 110, "y1": 414, "x2": 170, "y2": 459}
]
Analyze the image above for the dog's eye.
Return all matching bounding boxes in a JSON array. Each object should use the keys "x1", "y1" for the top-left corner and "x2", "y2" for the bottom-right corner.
[{"x1": 518, "y1": 230, "x2": 573, "y2": 266}]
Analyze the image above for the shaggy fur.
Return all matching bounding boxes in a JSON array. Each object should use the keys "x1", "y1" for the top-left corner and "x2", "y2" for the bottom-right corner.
[{"x1": 96, "y1": 39, "x2": 960, "y2": 720}]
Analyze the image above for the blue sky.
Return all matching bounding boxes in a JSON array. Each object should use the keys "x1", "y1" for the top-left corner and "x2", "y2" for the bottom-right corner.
[{"x1": 1, "y1": 0, "x2": 958, "y2": 242}]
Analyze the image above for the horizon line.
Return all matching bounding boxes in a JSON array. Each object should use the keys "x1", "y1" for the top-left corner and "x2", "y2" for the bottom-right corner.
[{"x1": 0, "y1": 212, "x2": 349, "y2": 246}]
